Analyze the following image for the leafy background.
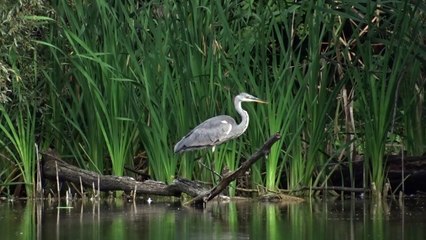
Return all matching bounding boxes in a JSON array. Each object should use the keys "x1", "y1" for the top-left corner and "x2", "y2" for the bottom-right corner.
[{"x1": 0, "y1": 0, "x2": 424, "y2": 199}]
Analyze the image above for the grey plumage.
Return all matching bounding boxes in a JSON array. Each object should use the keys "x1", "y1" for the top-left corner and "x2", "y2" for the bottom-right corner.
[{"x1": 174, "y1": 92, "x2": 266, "y2": 153}]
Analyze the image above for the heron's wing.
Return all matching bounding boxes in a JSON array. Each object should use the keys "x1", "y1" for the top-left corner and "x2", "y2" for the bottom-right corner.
[{"x1": 174, "y1": 115, "x2": 236, "y2": 152}]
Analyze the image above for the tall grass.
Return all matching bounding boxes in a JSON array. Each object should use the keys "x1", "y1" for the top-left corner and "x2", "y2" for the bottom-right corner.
[
  {"x1": 401, "y1": 61, "x2": 424, "y2": 155},
  {"x1": 168, "y1": 1, "x2": 232, "y2": 181},
  {"x1": 350, "y1": 0, "x2": 423, "y2": 198},
  {"x1": 45, "y1": 0, "x2": 140, "y2": 177},
  {"x1": 0, "y1": 104, "x2": 36, "y2": 197},
  {"x1": 231, "y1": 0, "x2": 345, "y2": 191},
  {"x1": 121, "y1": 1, "x2": 186, "y2": 183},
  {"x1": 51, "y1": 0, "x2": 424, "y2": 192},
  {"x1": 210, "y1": 1, "x2": 304, "y2": 191},
  {"x1": 1, "y1": 0, "x2": 424, "y2": 198},
  {"x1": 0, "y1": 160, "x2": 20, "y2": 197}
]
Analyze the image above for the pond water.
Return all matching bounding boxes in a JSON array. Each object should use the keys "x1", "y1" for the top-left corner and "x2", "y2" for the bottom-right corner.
[{"x1": 1, "y1": 197, "x2": 425, "y2": 240}]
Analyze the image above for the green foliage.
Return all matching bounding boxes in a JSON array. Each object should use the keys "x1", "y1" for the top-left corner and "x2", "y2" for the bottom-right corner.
[
  {"x1": 0, "y1": 1, "x2": 54, "y2": 197},
  {"x1": 0, "y1": 104, "x2": 36, "y2": 197},
  {"x1": 0, "y1": 1, "x2": 52, "y2": 105},
  {"x1": 47, "y1": 0, "x2": 140, "y2": 177},
  {"x1": 348, "y1": 0, "x2": 424, "y2": 198},
  {"x1": 0, "y1": 0, "x2": 424, "y2": 197}
]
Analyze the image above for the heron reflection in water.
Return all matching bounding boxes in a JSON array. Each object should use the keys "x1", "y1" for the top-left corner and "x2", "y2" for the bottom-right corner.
[{"x1": 174, "y1": 92, "x2": 267, "y2": 153}]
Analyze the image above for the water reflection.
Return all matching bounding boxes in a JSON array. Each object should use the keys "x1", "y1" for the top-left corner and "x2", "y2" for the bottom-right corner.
[{"x1": 1, "y1": 198, "x2": 425, "y2": 240}]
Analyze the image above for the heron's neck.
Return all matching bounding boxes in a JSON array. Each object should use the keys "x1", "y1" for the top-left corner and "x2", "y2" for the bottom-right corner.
[{"x1": 234, "y1": 98, "x2": 249, "y2": 136}]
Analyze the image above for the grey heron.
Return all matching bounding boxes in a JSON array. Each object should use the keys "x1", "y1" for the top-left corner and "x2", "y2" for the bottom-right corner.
[{"x1": 174, "y1": 92, "x2": 267, "y2": 153}]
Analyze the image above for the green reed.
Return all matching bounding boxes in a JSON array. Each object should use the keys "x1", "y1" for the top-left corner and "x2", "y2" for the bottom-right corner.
[
  {"x1": 41, "y1": 36, "x2": 106, "y2": 171},
  {"x1": 210, "y1": 141, "x2": 242, "y2": 196},
  {"x1": 401, "y1": 61, "x2": 424, "y2": 155},
  {"x1": 123, "y1": 1, "x2": 179, "y2": 183},
  {"x1": 0, "y1": 161, "x2": 18, "y2": 197},
  {"x1": 229, "y1": 0, "x2": 343, "y2": 191},
  {"x1": 1, "y1": 0, "x2": 424, "y2": 198},
  {"x1": 398, "y1": 7, "x2": 424, "y2": 156},
  {"x1": 42, "y1": 1, "x2": 106, "y2": 171},
  {"x1": 210, "y1": 1, "x2": 291, "y2": 190},
  {"x1": 169, "y1": 1, "x2": 233, "y2": 181},
  {"x1": 0, "y1": 104, "x2": 36, "y2": 197},
  {"x1": 46, "y1": 0, "x2": 140, "y2": 177},
  {"x1": 351, "y1": 0, "x2": 423, "y2": 198}
]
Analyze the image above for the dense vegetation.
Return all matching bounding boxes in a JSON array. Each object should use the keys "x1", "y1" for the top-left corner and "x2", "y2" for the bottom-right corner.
[{"x1": 0, "y1": 0, "x2": 424, "y2": 199}]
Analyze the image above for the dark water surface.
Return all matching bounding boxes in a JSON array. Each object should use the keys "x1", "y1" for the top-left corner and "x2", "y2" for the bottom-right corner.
[{"x1": 1, "y1": 197, "x2": 425, "y2": 240}]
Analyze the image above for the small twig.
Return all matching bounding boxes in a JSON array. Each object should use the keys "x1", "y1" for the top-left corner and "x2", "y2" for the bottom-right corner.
[
  {"x1": 66, "y1": 187, "x2": 72, "y2": 205},
  {"x1": 91, "y1": 182, "x2": 96, "y2": 200},
  {"x1": 392, "y1": 174, "x2": 411, "y2": 195},
  {"x1": 92, "y1": 182, "x2": 96, "y2": 200},
  {"x1": 235, "y1": 187, "x2": 259, "y2": 193},
  {"x1": 55, "y1": 161, "x2": 60, "y2": 199},
  {"x1": 390, "y1": 75, "x2": 403, "y2": 134},
  {"x1": 383, "y1": 182, "x2": 390, "y2": 199},
  {"x1": 79, "y1": 176, "x2": 84, "y2": 198},
  {"x1": 35, "y1": 143, "x2": 42, "y2": 198},
  {"x1": 283, "y1": 186, "x2": 369, "y2": 194},
  {"x1": 401, "y1": 145, "x2": 405, "y2": 194},
  {"x1": 97, "y1": 176, "x2": 100, "y2": 199}
]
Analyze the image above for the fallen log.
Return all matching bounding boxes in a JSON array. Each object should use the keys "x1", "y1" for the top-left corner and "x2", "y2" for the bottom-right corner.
[
  {"x1": 42, "y1": 149, "x2": 206, "y2": 197},
  {"x1": 328, "y1": 154, "x2": 426, "y2": 194},
  {"x1": 41, "y1": 133, "x2": 281, "y2": 202}
]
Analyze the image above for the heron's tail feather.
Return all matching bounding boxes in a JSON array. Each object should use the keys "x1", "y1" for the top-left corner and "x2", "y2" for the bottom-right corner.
[{"x1": 173, "y1": 140, "x2": 184, "y2": 153}]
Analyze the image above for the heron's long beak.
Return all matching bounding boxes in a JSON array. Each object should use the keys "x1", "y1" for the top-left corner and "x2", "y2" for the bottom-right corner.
[{"x1": 254, "y1": 98, "x2": 268, "y2": 104}]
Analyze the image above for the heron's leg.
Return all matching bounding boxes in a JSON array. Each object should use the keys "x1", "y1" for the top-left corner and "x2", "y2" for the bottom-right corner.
[{"x1": 196, "y1": 158, "x2": 222, "y2": 180}]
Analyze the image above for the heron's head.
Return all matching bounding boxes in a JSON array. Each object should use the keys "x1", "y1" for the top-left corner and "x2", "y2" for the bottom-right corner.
[{"x1": 236, "y1": 92, "x2": 267, "y2": 104}]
